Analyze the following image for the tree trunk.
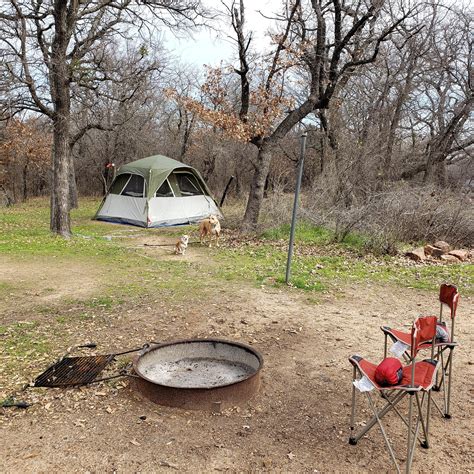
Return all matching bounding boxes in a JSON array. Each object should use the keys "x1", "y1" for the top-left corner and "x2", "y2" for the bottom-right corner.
[
  {"x1": 382, "y1": 69, "x2": 414, "y2": 180},
  {"x1": 263, "y1": 174, "x2": 271, "y2": 198},
  {"x1": 23, "y1": 162, "x2": 28, "y2": 201},
  {"x1": 241, "y1": 141, "x2": 272, "y2": 231},
  {"x1": 102, "y1": 164, "x2": 109, "y2": 196},
  {"x1": 235, "y1": 171, "x2": 242, "y2": 197},
  {"x1": 49, "y1": 0, "x2": 71, "y2": 237},
  {"x1": 68, "y1": 153, "x2": 78, "y2": 209},
  {"x1": 50, "y1": 118, "x2": 71, "y2": 236},
  {"x1": 402, "y1": 97, "x2": 472, "y2": 181},
  {"x1": 319, "y1": 134, "x2": 326, "y2": 175},
  {"x1": 423, "y1": 150, "x2": 447, "y2": 186}
]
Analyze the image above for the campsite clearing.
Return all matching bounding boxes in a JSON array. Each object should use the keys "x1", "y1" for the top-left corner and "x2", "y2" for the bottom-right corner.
[{"x1": 1, "y1": 198, "x2": 473, "y2": 472}]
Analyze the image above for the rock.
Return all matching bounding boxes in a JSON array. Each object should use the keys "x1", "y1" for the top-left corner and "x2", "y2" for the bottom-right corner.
[
  {"x1": 424, "y1": 244, "x2": 434, "y2": 255},
  {"x1": 448, "y1": 249, "x2": 468, "y2": 261},
  {"x1": 434, "y1": 240, "x2": 451, "y2": 253},
  {"x1": 424, "y1": 244, "x2": 445, "y2": 258},
  {"x1": 440, "y1": 254, "x2": 459, "y2": 263},
  {"x1": 406, "y1": 247, "x2": 425, "y2": 261}
]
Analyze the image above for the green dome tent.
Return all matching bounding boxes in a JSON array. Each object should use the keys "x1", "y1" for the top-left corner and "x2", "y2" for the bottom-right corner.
[{"x1": 95, "y1": 155, "x2": 222, "y2": 227}]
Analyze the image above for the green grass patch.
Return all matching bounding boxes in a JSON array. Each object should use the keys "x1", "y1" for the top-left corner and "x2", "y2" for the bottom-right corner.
[
  {"x1": 0, "y1": 197, "x2": 129, "y2": 258},
  {"x1": 338, "y1": 232, "x2": 368, "y2": 251},
  {"x1": 260, "y1": 221, "x2": 389, "y2": 254},
  {"x1": 261, "y1": 222, "x2": 333, "y2": 245},
  {"x1": 84, "y1": 295, "x2": 115, "y2": 309},
  {"x1": 254, "y1": 221, "x2": 473, "y2": 294},
  {"x1": 1, "y1": 197, "x2": 472, "y2": 305},
  {"x1": 216, "y1": 243, "x2": 473, "y2": 295}
]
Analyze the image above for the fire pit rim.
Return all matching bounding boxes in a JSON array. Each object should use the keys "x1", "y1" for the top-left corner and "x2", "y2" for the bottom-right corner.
[{"x1": 133, "y1": 337, "x2": 264, "y2": 390}]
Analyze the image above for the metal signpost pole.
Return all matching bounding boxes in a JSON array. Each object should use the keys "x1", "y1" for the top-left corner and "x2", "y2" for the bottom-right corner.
[{"x1": 285, "y1": 131, "x2": 307, "y2": 284}]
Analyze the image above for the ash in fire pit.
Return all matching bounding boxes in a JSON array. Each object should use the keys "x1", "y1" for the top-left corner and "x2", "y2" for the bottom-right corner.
[
  {"x1": 133, "y1": 339, "x2": 263, "y2": 410},
  {"x1": 141, "y1": 357, "x2": 255, "y2": 388}
]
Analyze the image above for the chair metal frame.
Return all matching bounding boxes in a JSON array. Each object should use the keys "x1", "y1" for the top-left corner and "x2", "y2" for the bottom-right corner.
[
  {"x1": 349, "y1": 316, "x2": 439, "y2": 474},
  {"x1": 381, "y1": 284, "x2": 459, "y2": 418}
]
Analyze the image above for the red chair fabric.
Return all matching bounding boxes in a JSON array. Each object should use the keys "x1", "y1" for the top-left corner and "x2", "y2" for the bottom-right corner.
[
  {"x1": 411, "y1": 315, "x2": 437, "y2": 357},
  {"x1": 439, "y1": 284, "x2": 459, "y2": 318},
  {"x1": 350, "y1": 355, "x2": 438, "y2": 391},
  {"x1": 383, "y1": 324, "x2": 453, "y2": 348}
]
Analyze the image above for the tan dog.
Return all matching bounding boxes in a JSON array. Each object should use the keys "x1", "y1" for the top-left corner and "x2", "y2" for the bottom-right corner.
[
  {"x1": 199, "y1": 215, "x2": 221, "y2": 247},
  {"x1": 174, "y1": 235, "x2": 189, "y2": 255}
]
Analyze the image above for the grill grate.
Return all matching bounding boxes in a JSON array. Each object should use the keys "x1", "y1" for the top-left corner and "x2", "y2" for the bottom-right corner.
[{"x1": 34, "y1": 355, "x2": 115, "y2": 387}]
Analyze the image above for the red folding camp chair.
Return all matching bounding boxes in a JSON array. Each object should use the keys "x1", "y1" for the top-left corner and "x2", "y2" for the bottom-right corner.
[
  {"x1": 349, "y1": 316, "x2": 439, "y2": 474},
  {"x1": 381, "y1": 284, "x2": 459, "y2": 418}
]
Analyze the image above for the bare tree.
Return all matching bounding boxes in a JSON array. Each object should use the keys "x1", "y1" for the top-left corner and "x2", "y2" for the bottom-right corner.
[
  {"x1": 400, "y1": 7, "x2": 473, "y2": 184},
  {"x1": 71, "y1": 40, "x2": 166, "y2": 197},
  {"x1": 173, "y1": 0, "x2": 412, "y2": 230},
  {"x1": 304, "y1": 2, "x2": 473, "y2": 201}
]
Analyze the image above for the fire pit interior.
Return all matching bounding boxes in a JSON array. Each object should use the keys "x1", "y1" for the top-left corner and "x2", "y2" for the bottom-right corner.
[{"x1": 133, "y1": 339, "x2": 263, "y2": 410}]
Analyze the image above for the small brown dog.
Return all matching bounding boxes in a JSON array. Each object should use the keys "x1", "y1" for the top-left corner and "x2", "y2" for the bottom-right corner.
[
  {"x1": 199, "y1": 215, "x2": 221, "y2": 247},
  {"x1": 175, "y1": 235, "x2": 189, "y2": 255}
]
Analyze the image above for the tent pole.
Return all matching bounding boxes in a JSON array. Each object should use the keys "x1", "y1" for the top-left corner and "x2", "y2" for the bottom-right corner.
[{"x1": 285, "y1": 131, "x2": 307, "y2": 285}]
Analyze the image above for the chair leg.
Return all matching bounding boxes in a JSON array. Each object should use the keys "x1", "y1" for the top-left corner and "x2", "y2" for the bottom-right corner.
[
  {"x1": 351, "y1": 391, "x2": 406, "y2": 443},
  {"x1": 381, "y1": 391, "x2": 425, "y2": 446},
  {"x1": 407, "y1": 400, "x2": 421, "y2": 473},
  {"x1": 406, "y1": 393, "x2": 415, "y2": 473},
  {"x1": 440, "y1": 349, "x2": 446, "y2": 397},
  {"x1": 433, "y1": 347, "x2": 441, "y2": 391},
  {"x1": 366, "y1": 392, "x2": 401, "y2": 474},
  {"x1": 423, "y1": 391, "x2": 432, "y2": 448},
  {"x1": 415, "y1": 392, "x2": 430, "y2": 449},
  {"x1": 445, "y1": 349, "x2": 454, "y2": 418},
  {"x1": 430, "y1": 394, "x2": 445, "y2": 417},
  {"x1": 437, "y1": 349, "x2": 454, "y2": 418},
  {"x1": 349, "y1": 366, "x2": 357, "y2": 444}
]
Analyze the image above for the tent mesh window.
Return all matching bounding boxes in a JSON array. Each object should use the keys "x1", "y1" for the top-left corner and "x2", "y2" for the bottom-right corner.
[
  {"x1": 122, "y1": 174, "x2": 146, "y2": 197},
  {"x1": 176, "y1": 173, "x2": 203, "y2": 196},
  {"x1": 155, "y1": 180, "x2": 173, "y2": 197},
  {"x1": 109, "y1": 174, "x2": 130, "y2": 195}
]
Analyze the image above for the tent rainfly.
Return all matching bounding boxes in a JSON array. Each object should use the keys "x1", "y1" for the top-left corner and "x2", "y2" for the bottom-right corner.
[{"x1": 95, "y1": 155, "x2": 223, "y2": 227}]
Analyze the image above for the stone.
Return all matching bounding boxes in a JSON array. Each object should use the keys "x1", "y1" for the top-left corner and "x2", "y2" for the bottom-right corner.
[
  {"x1": 434, "y1": 240, "x2": 451, "y2": 253},
  {"x1": 406, "y1": 247, "x2": 425, "y2": 261},
  {"x1": 424, "y1": 244, "x2": 435, "y2": 255},
  {"x1": 448, "y1": 249, "x2": 468, "y2": 261},
  {"x1": 440, "y1": 254, "x2": 459, "y2": 263},
  {"x1": 424, "y1": 244, "x2": 444, "y2": 258}
]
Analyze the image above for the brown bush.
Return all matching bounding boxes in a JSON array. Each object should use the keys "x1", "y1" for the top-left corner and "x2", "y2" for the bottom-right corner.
[{"x1": 301, "y1": 183, "x2": 474, "y2": 252}]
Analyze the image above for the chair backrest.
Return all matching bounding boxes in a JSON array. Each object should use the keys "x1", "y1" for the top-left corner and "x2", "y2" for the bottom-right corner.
[
  {"x1": 439, "y1": 284, "x2": 459, "y2": 320},
  {"x1": 410, "y1": 316, "x2": 437, "y2": 359}
]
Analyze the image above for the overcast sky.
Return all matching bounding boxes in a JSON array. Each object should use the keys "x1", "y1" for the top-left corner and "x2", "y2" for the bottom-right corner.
[
  {"x1": 165, "y1": 0, "x2": 474, "y2": 68},
  {"x1": 164, "y1": 0, "x2": 276, "y2": 67}
]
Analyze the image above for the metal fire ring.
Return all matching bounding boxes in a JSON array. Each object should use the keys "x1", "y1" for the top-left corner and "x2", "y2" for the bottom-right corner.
[{"x1": 132, "y1": 338, "x2": 263, "y2": 411}]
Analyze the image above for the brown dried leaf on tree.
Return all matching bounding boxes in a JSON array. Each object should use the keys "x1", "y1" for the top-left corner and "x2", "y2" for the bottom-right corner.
[{"x1": 0, "y1": 118, "x2": 51, "y2": 202}]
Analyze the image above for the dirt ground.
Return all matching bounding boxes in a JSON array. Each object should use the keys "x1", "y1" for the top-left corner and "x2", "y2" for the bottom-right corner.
[
  {"x1": 0, "y1": 257, "x2": 107, "y2": 323},
  {"x1": 1, "y1": 248, "x2": 473, "y2": 473}
]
